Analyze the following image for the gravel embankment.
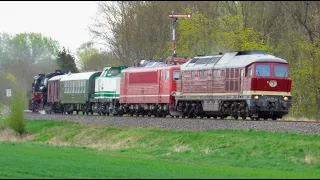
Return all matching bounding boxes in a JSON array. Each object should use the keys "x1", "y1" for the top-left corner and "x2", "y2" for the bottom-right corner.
[{"x1": 23, "y1": 112, "x2": 320, "y2": 135}]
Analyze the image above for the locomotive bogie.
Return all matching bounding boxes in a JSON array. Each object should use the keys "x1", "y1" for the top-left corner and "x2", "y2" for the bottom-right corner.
[{"x1": 248, "y1": 95, "x2": 292, "y2": 120}]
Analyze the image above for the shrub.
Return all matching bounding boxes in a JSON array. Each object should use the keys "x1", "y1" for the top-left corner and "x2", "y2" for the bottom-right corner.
[
  {"x1": 0, "y1": 103, "x2": 4, "y2": 129},
  {"x1": 7, "y1": 88, "x2": 27, "y2": 135}
]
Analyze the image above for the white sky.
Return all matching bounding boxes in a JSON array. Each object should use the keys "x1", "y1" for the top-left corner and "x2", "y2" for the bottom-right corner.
[{"x1": 0, "y1": 1, "x2": 100, "y2": 56}]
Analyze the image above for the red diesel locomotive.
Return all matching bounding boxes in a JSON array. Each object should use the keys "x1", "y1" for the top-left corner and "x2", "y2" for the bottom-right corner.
[{"x1": 172, "y1": 50, "x2": 292, "y2": 120}]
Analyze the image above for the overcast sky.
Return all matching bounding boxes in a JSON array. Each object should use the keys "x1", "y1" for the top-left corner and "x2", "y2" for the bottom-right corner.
[{"x1": 0, "y1": 1, "x2": 99, "y2": 55}]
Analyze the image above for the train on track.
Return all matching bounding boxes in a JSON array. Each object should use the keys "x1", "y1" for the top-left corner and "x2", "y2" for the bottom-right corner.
[{"x1": 28, "y1": 51, "x2": 292, "y2": 120}]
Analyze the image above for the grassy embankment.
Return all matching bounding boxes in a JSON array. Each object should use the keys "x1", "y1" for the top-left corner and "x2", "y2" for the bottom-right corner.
[{"x1": 0, "y1": 119, "x2": 319, "y2": 178}]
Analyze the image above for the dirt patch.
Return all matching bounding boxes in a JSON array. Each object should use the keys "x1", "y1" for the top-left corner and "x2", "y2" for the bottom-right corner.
[{"x1": 0, "y1": 128, "x2": 34, "y2": 142}]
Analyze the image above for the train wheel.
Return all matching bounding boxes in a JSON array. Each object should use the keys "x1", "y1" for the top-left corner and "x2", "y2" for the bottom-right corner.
[
  {"x1": 102, "y1": 112, "x2": 106, "y2": 116},
  {"x1": 82, "y1": 111, "x2": 85, "y2": 115},
  {"x1": 213, "y1": 116, "x2": 217, "y2": 119},
  {"x1": 90, "y1": 111, "x2": 94, "y2": 115},
  {"x1": 272, "y1": 116, "x2": 277, "y2": 120},
  {"x1": 76, "y1": 111, "x2": 79, "y2": 115},
  {"x1": 241, "y1": 115, "x2": 247, "y2": 120}
]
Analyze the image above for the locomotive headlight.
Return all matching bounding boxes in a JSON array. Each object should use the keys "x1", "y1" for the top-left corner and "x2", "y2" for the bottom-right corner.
[
  {"x1": 284, "y1": 96, "x2": 288, "y2": 101},
  {"x1": 254, "y1": 95, "x2": 259, "y2": 100}
]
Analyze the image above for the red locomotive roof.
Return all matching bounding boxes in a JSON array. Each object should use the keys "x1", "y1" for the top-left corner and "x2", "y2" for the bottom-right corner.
[{"x1": 122, "y1": 64, "x2": 180, "y2": 73}]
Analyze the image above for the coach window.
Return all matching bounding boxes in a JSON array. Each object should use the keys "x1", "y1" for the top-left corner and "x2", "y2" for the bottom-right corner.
[
  {"x1": 191, "y1": 71, "x2": 195, "y2": 79},
  {"x1": 65, "y1": 81, "x2": 68, "y2": 93},
  {"x1": 78, "y1": 81, "x2": 81, "y2": 93},
  {"x1": 76, "y1": 81, "x2": 79, "y2": 93},
  {"x1": 165, "y1": 70, "x2": 169, "y2": 80},
  {"x1": 83, "y1": 80, "x2": 86, "y2": 93},
  {"x1": 173, "y1": 70, "x2": 180, "y2": 80}
]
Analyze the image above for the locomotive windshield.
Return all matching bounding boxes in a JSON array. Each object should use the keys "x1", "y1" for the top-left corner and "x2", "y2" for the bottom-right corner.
[
  {"x1": 274, "y1": 65, "x2": 288, "y2": 77},
  {"x1": 256, "y1": 65, "x2": 270, "y2": 77},
  {"x1": 107, "y1": 67, "x2": 120, "y2": 76}
]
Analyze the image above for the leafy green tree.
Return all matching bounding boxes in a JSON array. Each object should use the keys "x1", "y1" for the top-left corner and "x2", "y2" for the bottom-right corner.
[
  {"x1": 56, "y1": 47, "x2": 79, "y2": 73},
  {"x1": 76, "y1": 42, "x2": 120, "y2": 71},
  {"x1": 0, "y1": 32, "x2": 60, "y2": 104}
]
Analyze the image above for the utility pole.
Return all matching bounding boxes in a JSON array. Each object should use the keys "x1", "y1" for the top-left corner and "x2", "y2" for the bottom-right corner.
[{"x1": 169, "y1": 11, "x2": 192, "y2": 57}]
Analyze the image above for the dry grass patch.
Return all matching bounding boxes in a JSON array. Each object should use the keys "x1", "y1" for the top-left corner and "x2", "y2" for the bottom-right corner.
[
  {"x1": 173, "y1": 144, "x2": 194, "y2": 153},
  {"x1": 0, "y1": 128, "x2": 34, "y2": 142},
  {"x1": 282, "y1": 116, "x2": 319, "y2": 122}
]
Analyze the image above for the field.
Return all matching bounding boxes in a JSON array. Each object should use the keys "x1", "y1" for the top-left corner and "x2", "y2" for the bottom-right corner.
[{"x1": 0, "y1": 119, "x2": 319, "y2": 178}]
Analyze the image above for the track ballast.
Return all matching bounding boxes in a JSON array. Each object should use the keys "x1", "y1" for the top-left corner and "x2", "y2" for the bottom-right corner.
[{"x1": 24, "y1": 111, "x2": 320, "y2": 135}]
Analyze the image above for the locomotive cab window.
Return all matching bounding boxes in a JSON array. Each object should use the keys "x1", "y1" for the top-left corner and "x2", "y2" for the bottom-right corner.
[
  {"x1": 173, "y1": 70, "x2": 180, "y2": 80},
  {"x1": 274, "y1": 65, "x2": 288, "y2": 77},
  {"x1": 246, "y1": 68, "x2": 252, "y2": 77},
  {"x1": 256, "y1": 65, "x2": 270, "y2": 77},
  {"x1": 108, "y1": 67, "x2": 120, "y2": 76}
]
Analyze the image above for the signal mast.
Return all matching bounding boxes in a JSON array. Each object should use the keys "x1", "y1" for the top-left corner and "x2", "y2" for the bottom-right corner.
[{"x1": 168, "y1": 11, "x2": 192, "y2": 57}]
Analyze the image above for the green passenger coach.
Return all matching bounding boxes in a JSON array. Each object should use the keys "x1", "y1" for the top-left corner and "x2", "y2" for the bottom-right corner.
[{"x1": 59, "y1": 71, "x2": 101, "y2": 114}]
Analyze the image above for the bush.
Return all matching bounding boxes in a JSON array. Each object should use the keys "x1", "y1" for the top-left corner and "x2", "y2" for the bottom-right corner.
[
  {"x1": 7, "y1": 88, "x2": 27, "y2": 135},
  {"x1": 0, "y1": 103, "x2": 4, "y2": 129}
]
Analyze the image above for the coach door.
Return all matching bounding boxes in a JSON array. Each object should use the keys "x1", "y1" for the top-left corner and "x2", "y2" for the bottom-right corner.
[
  {"x1": 158, "y1": 70, "x2": 162, "y2": 102},
  {"x1": 207, "y1": 69, "x2": 213, "y2": 94},
  {"x1": 240, "y1": 69, "x2": 245, "y2": 93}
]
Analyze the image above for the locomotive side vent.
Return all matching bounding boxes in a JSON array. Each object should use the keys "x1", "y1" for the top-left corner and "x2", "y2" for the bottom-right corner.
[
  {"x1": 226, "y1": 68, "x2": 230, "y2": 78},
  {"x1": 236, "y1": 50, "x2": 267, "y2": 56},
  {"x1": 231, "y1": 68, "x2": 235, "y2": 78},
  {"x1": 230, "y1": 80, "x2": 234, "y2": 91},
  {"x1": 235, "y1": 81, "x2": 239, "y2": 91},
  {"x1": 225, "y1": 81, "x2": 229, "y2": 91}
]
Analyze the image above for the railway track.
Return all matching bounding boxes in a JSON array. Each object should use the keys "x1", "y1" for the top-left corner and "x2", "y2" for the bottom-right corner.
[{"x1": 24, "y1": 111, "x2": 320, "y2": 135}]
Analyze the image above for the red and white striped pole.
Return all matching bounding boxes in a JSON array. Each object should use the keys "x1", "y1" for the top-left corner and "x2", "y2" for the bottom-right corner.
[{"x1": 169, "y1": 12, "x2": 192, "y2": 57}]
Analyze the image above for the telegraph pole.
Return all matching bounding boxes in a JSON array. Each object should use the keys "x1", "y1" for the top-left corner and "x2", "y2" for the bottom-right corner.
[{"x1": 169, "y1": 12, "x2": 192, "y2": 57}]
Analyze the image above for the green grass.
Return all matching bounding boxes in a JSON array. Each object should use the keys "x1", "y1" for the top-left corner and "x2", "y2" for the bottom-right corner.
[
  {"x1": 0, "y1": 119, "x2": 319, "y2": 178},
  {"x1": 0, "y1": 142, "x2": 319, "y2": 179}
]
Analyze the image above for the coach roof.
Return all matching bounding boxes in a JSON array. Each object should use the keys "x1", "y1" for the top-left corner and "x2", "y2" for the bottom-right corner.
[
  {"x1": 60, "y1": 71, "x2": 101, "y2": 82},
  {"x1": 181, "y1": 51, "x2": 288, "y2": 70},
  {"x1": 48, "y1": 75, "x2": 66, "y2": 81}
]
